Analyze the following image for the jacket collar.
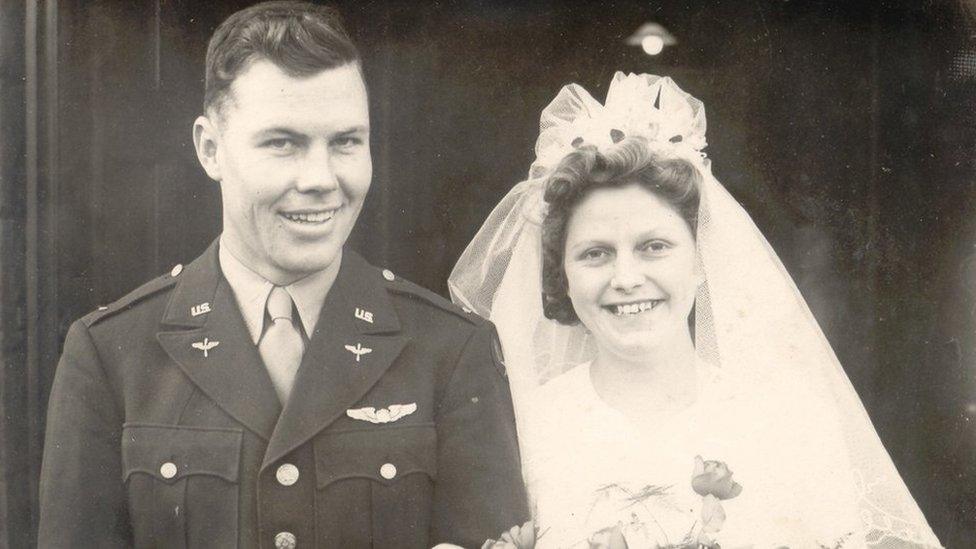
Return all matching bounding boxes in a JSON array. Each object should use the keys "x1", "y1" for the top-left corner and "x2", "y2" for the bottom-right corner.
[{"x1": 156, "y1": 240, "x2": 409, "y2": 464}]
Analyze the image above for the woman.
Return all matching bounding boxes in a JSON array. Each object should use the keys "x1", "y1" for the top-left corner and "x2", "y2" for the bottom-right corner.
[{"x1": 450, "y1": 73, "x2": 942, "y2": 548}]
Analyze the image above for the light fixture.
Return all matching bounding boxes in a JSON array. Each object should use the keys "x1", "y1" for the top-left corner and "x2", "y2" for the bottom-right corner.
[{"x1": 626, "y1": 22, "x2": 677, "y2": 56}]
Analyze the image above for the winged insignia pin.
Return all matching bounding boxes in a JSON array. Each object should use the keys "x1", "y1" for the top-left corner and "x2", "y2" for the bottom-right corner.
[
  {"x1": 191, "y1": 337, "x2": 220, "y2": 358},
  {"x1": 346, "y1": 403, "x2": 418, "y2": 424},
  {"x1": 344, "y1": 343, "x2": 372, "y2": 362}
]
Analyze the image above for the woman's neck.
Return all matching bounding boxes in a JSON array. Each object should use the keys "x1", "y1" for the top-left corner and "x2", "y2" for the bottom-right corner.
[{"x1": 589, "y1": 330, "x2": 699, "y2": 419}]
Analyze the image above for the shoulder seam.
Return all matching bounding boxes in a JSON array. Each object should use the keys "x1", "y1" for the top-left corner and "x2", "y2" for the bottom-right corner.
[
  {"x1": 82, "y1": 275, "x2": 177, "y2": 328},
  {"x1": 385, "y1": 278, "x2": 485, "y2": 326}
]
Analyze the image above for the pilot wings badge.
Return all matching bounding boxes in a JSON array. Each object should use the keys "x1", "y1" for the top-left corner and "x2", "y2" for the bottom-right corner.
[{"x1": 346, "y1": 403, "x2": 418, "y2": 424}]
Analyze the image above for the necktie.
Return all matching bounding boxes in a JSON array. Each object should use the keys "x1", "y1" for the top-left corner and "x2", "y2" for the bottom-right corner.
[{"x1": 259, "y1": 286, "x2": 304, "y2": 404}]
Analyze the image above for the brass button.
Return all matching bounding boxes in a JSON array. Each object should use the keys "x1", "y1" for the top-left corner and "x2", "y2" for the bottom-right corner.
[
  {"x1": 274, "y1": 531, "x2": 296, "y2": 549},
  {"x1": 379, "y1": 462, "x2": 397, "y2": 480},
  {"x1": 276, "y1": 463, "x2": 299, "y2": 486},
  {"x1": 159, "y1": 462, "x2": 177, "y2": 479},
  {"x1": 170, "y1": 264, "x2": 183, "y2": 277},
  {"x1": 382, "y1": 269, "x2": 395, "y2": 281}
]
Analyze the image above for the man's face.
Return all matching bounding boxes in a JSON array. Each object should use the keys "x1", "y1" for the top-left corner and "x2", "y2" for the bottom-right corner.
[{"x1": 203, "y1": 60, "x2": 371, "y2": 284}]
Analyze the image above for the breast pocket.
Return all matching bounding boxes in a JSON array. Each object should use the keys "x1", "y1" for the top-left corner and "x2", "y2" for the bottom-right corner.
[
  {"x1": 313, "y1": 424, "x2": 437, "y2": 548},
  {"x1": 122, "y1": 423, "x2": 242, "y2": 548}
]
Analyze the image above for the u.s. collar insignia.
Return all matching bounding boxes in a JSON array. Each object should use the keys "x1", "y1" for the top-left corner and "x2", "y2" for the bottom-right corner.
[
  {"x1": 346, "y1": 403, "x2": 417, "y2": 424},
  {"x1": 354, "y1": 307, "x2": 374, "y2": 323},
  {"x1": 190, "y1": 302, "x2": 211, "y2": 317}
]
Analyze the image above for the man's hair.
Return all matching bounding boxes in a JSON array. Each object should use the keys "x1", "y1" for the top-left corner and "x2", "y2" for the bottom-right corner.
[{"x1": 204, "y1": 1, "x2": 360, "y2": 116}]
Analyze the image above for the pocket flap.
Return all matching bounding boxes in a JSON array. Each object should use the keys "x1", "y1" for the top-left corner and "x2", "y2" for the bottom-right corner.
[
  {"x1": 122, "y1": 423, "x2": 242, "y2": 484},
  {"x1": 313, "y1": 425, "x2": 436, "y2": 489}
]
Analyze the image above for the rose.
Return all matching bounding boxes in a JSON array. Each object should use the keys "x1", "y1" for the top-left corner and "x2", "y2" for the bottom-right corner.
[
  {"x1": 480, "y1": 520, "x2": 536, "y2": 549},
  {"x1": 691, "y1": 455, "x2": 742, "y2": 500}
]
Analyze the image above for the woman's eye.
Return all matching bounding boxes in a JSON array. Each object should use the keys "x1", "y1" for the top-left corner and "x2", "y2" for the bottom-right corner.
[
  {"x1": 641, "y1": 240, "x2": 672, "y2": 254},
  {"x1": 581, "y1": 248, "x2": 609, "y2": 261}
]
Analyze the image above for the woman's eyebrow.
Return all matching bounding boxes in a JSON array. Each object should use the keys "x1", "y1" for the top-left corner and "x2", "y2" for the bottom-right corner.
[{"x1": 567, "y1": 239, "x2": 612, "y2": 252}]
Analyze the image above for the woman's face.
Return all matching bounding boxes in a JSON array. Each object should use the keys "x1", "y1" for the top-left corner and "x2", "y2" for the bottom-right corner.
[{"x1": 563, "y1": 183, "x2": 698, "y2": 360}]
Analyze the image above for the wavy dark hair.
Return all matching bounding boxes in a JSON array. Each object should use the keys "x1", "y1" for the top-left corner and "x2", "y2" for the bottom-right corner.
[
  {"x1": 541, "y1": 137, "x2": 702, "y2": 325},
  {"x1": 204, "y1": 1, "x2": 360, "y2": 117}
]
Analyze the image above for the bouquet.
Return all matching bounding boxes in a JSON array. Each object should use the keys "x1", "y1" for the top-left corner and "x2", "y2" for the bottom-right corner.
[{"x1": 483, "y1": 456, "x2": 743, "y2": 549}]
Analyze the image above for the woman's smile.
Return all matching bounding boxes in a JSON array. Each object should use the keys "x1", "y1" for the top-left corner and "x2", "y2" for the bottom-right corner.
[{"x1": 603, "y1": 299, "x2": 665, "y2": 316}]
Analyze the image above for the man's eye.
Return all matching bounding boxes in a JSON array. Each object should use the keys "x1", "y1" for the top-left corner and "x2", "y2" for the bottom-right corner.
[
  {"x1": 263, "y1": 138, "x2": 295, "y2": 150},
  {"x1": 333, "y1": 136, "x2": 363, "y2": 149}
]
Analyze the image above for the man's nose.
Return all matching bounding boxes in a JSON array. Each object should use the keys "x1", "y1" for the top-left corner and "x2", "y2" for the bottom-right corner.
[
  {"x1": 295, "y1": 143, "x2": 339, "y2": 192},
  {"x1": 609, "y1": 254, "x2": 644, "y2": 292}
]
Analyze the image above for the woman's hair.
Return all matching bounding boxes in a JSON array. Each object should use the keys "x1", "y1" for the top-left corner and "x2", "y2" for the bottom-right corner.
[{"x1": 541, "y1": 137, "x2": 702, "y2": 324}]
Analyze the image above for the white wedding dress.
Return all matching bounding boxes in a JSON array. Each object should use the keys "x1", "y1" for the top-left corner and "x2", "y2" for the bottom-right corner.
[
  {"x1": 450, "y1": 72, "x2": 943, "y2": 549},
  {"x1": 520, "y1": 361, "x2": 865, "y2": 548}
]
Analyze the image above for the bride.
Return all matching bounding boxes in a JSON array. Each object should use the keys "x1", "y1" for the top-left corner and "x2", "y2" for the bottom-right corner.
[{"x1": 450, "y1": 73, "x2": 942, "y2": 548}]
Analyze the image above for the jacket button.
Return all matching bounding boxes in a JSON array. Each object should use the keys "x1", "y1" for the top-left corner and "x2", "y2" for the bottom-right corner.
[
  {"x1": 170, "y1": 264, "x2": 183, "y2": 277},
  {"x1": 274, "y1": 531, "x2": 296, "y2": 549},
  {"x1": 159, "y1": 462, "x2": 177, "y2": 479},
  {"x1": 380, "y1": 462, "x2": 397, "y2": 479},
  {"x1": 276, "y1": 463, "x2": 299, "y2": 486},
  {"x1": 382, "y1": 269, "x2": 395, "y2": 281}
]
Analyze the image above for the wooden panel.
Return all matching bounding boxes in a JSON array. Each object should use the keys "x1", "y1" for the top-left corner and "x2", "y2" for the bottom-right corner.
[{"x1": 0, "y1": 0, "x2": 31, "y2": 546}]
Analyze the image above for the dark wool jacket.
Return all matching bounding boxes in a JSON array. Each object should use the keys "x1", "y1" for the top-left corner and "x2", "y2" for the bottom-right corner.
[{"x1": 39, "y1": 241, "x2": 528, "y2": 548}]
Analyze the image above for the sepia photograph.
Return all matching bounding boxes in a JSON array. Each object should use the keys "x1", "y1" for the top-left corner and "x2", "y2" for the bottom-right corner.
[{"x1": 1, "y1": 0, "x2": 974, "y2": 547}]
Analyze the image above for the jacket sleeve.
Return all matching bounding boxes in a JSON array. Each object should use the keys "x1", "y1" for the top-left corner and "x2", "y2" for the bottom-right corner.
[
  {"x1": 430, "y1": 321, "x2": 530, "y2": 547},
  {"x1": 38, "y1": 320, "x2": 131, "y2": 548}
]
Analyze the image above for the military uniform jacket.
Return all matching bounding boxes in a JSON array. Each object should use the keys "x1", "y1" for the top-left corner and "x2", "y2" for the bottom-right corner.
[{"x1": 38, "y1": 242, "x2": 529, "y2": 548}]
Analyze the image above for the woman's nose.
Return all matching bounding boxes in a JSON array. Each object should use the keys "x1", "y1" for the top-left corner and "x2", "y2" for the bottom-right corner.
[{"x1": 609, "y1": 255, "x2": 644, "y2": 291}]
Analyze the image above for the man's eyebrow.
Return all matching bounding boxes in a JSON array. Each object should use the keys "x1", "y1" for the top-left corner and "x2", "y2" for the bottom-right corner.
[
  {"x1": 253, "y1": 127, "x2": 304, "y2": 138},
  {"x1": 335, "y1": 125, "x2": 369, "y2": 135}
]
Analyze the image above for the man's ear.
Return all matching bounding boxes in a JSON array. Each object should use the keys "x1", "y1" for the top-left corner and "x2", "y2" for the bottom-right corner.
[{"x1": 193, "y1": 115, "x2": 222, "y2": 181}]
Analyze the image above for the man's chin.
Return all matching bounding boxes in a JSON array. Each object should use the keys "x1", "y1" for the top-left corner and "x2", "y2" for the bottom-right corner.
[{"x1": 271, "y1": 249, "x2": 342, "y2": 281}]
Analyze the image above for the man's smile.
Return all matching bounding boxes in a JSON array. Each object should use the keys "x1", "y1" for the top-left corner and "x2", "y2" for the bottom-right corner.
[{"x1": 279, "y1": 206, "x2": 341, "y2": 225}]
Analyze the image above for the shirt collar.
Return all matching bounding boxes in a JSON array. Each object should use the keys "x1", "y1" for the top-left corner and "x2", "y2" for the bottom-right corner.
[{"x1": 218, "y1": 237, "x2": 336, "y2": 343}]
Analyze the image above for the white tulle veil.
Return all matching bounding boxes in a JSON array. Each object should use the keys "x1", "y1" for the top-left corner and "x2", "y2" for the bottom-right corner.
[{"x1": 449, "y1": 72, "x2": 941, "y2": 547}]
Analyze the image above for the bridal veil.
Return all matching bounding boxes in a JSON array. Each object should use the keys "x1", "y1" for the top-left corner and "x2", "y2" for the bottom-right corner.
[{"x1": 449, "y1": 73, "x2": 941, "y2": 547}]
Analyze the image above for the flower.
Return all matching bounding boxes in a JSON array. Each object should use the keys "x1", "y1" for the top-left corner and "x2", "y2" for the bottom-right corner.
[
  {"x1": 481, "y1": 520, "x2": 536, "y2": 549},
  {"x1": 691, "y1": 455, "x2": 742, "y2": 500},
  {"x1": 588, "y1": 523, "x2": 628, "y2": 549}
]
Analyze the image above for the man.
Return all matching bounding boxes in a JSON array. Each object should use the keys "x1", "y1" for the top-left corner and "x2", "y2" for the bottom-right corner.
[{"x1": 38, "y1": 2, "x2": 528, "y2": 547}]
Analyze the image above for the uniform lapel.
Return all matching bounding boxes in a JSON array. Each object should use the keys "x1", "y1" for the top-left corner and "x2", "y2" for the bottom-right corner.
[
  {"x1": 262, "y1": 251, "x2": 409, "y2": 469},
  {"x1": 156, "y1": 241, "x2": 282, "y2": 440}
]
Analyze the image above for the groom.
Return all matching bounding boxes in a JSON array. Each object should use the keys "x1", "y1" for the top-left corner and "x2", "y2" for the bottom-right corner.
[{"x1": 38, "y1": 2, "x2": 527, "y2": 547}]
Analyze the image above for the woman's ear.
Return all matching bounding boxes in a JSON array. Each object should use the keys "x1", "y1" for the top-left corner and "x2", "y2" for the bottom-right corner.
[{"x1": 193, "y1": 115, "x2": 222, "y2": 181}]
